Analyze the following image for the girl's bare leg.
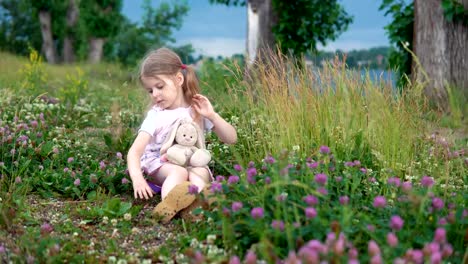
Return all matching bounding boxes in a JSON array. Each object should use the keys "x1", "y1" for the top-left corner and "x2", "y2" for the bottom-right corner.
[
  {"x1": 188, "y1": 167, "x2": 211, "y2": 192},
  {"x1": 156, "y1": 163, "x2": 189, "y2": 199}
]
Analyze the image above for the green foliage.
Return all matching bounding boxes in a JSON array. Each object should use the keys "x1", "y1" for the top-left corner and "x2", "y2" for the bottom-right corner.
[
  {"x1": 379, "y1": 0, "x2": 414, "y2": 89},
  {"x1": 105, "y1": 0, "x2": 191, "y2": 66},
  {"x1": 79, "y1": 0, "x2": 123, "y2": 39},
  {"x1": 179, "y1": 147, "x2": 467, "y2": 262},
  {"x1": 441, "y1": 0, "x2": 468, "y2": 24},
  {"x1": 210, "y1": 0, "x2": 352, "y2": 57},
  {"x1": 0, "y1": 0, "x2": 42, "y2": 55},
  {"x1": 273, "y1": 0, "x2": 353, "y2": 56}
]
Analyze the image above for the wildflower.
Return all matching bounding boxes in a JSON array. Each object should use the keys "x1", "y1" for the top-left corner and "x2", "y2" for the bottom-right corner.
[
  {"x1": 233, "y1": 164, "x2": 243, "y2": 171},
  {"x1": 373, "y1": 196, "x2": 386, "y2": 208},
  {"x1": 432, "y1": 197, "x2": 444, "y2": 211},
  {"x1": 388, "y1": 177, "x2": 401, "y2": 187},
  {"x1": 188, "y1": 184, "x2": 199, "y2": 195},
  {"x1": 314, "y1": 173, "x2": 327, "y2": 185},
  {"x1": 111, "y1": 219, "x2": 118, "y2": 226},
  {"x1": 264, "y1": 177, "x2": 271, "y2": 184},
  {"x1": 99, "y1": 161, "x2": 106, "y2": 170},
  {"x1": 441, "y1": 244, "x2": 453, "y2": 257},
  {"x1": 431, "y1": 252, "x2": 442, "y2": 264},
  {"x1": 15, "y1": 176, "x2": 22, "y2": 183},
  {"x1": 215, "y1": 175, "x2": 225, "y2": 182},
  {"x1": 390, "y1": 215, "x2": 404, "y2": 231},
  {"x1": 53, "y1": 147, "x2": 59, "y2": 154},
  {"x1": 250, "y1": 207, "x2": 264, "y2": 219},
  {"x1": 123, "y1": 213, "x2": 132, "y2": 221},
  {"x1": 246, "y1": 167, "x2": 257, "y2": 184},
  {"x1": 303, "y1": 195, "x2": 318, "y2": 205},
  {"x1": 344, "y1": 161, "x2": 354, "y2": 167},
  {"x1": 368, "y1": 240, "x2": 380, "y2": 256},
  {"x1": 307, "y1": 161, "x2": 318, "y2": 169},
  {"x1": 40, "y1": 222, "x2": 53, "y2": 235},
  {"x1": 116, "y1": 152, "x2": 123, "y2": 159},
  {"x1": 423, "y1": 242, "x2": 440, "y2": 255},
  {"x1": 367, "y1": 224, "x2": 375, "y2": 232},
  {"x1": 387, "y1": 232, "x2": 398, "y2": 247},
  {"x1": 63, "y1": 167, "x2": 69, "y2": 173},
  {"x1": 335, "y1": 176, "x2": 343, "y2": 182},
  {"x1": 353, "y1": 160, "x2": 361, "y2": 166},
  {"x1": 228, "y1": 256, "x2": 241, "y2": 264},
  {"x1": 434, "y1": 228, "x2": 446, "y2": 243},
  {"x1": 67, "y1": 157, "x2": 74, "y2": 163},
  {"x1": 276, "y1": 193, "x2": 288, "y2": 202},
  {"x1": 348, "y1": 248, "x2": 358, "y2": 259},
  {"x1": 227, "y1": 175, "x2": 239, "y2": 184},
  {"x1": 370, "y1": 254, "x2": 382, "y2": 264},
  {"x1": 248, "y1": 161, "x2": 255, "y2": 168},
  {"x1": 271, "y1": 220, "x2": 285, "y2": 231},
  {"x1": 317, "y1": 187, "x2": 328, "y2": 195},
  {"x1": 409, "y1": 249, "x2": 424, "y2": 263},
  {"x1": 402, "y1": 181, "x2": 412, "y2": 192},
  {"x1": 231, "y1": 202, "x2": 243, "y2": 212},
  {"x1": 305, "y1": 207, "x2": 317, "y2": 219},
  {"x1": 121, "y1": 178, "x2": 129, "y2": 184},
  {"x1": 319, "y1": 145, "x2": 330, "y2": 154},
  {"x1": 30, "y1": 120, "x2": 38, "y2": 128},
  {"x1": 210, "y1": 182, "x2": 223, "y2": 193},
  {"x1": 339, "y1": 196, "x2": 349, "y2": 205},
  {"x1": 298, "y1": 246, "x2": 319, "y2": 263},
  {"x1": 206, "y1": 234, "x2": 216, "y2": 244},
  {"x1": 360, "y1": 167, "x2": 367, "y2": 174},
  {"x1": 264, "y1": 155, "x2": 275, "y2": 164},
  {"x1": 103, "y1": 216, "x2": 109, "y2": 224},
  {"x1": 90, "y1": 174, "x2": 98, "y2": 184},
  {"x1": 222, "y1": 207, "x2": 230, "y2": 216},
  {"x1": 244, "y1": 251, "x2": 257, "y2": 264},
  {"x1": 368, "y1": 177, "x2": 376, "y2": 183},
  {"x1": 421, "y1": 176, "x2": 434, "y2": 187},
  {"x1": 74, "y1": 178, "x2": 80, "y2": 186}
]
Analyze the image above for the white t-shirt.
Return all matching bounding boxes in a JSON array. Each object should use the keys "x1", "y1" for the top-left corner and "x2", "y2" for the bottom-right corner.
[{"x1": 138, "y1": 106, "x2": 213, "y2": 175}]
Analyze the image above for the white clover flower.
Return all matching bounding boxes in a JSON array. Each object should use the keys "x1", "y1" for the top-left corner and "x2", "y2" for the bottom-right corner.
[
  {"x1": 292, "y1": 145, "x2": 300, "y2": 151},
  {"x1": 73, "y1": 232, "x2": 78, "y2": 236},
  {"x1": 123, "y1": 213, "x2": 131, "y2": 221},
  {"x1": 207, "y1": 234, "x2": 216, "y2": 245},
  {"x1": 102, "y1": 216, "x2": 109, "y2": 224},
  {"x1": 111, "y1": 219, "x2": 118, "y2": 226},
  {"x1": 116, "y1": 259, "x2": 127, "y2": 264},
  {"x1": 108, "y1": 256, "x2": 117, "y2": 263},
  {"x1": 131, "y1": 227, "x2": 139, "y2": 234}
]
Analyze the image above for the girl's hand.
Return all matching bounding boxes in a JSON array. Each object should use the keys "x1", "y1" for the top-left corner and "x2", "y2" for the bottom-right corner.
[
  {"x1": 192, "y1": 94, "x2": 216, "y2": 119},
  {"x1": 132, "y1": 178, "x2": 154, "y2": 200}
]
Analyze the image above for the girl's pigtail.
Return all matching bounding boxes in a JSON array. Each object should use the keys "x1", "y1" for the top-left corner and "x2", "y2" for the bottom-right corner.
[{"x1": 182, "y1": 65, "x2": 202, "y2": 127}]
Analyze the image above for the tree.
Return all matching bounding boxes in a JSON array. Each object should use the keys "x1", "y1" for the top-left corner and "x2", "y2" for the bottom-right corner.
[
  {"x1": 413, "y1": 0, "x2": 467, "y2": 110},
  {"x1": 63, "y1": 0, "x2": 79, "y2": 63},
  {"x1": 79, "y1": 0, "x2": 124, "y2": 63},
  {"x1": 31, "y1": 0, "x2": 67, "y2": 64},
  {"x1": 0, "y1": 0, "x2": 42, "y2": 56},
  {"x1": 210, "y1": 0, "x2": 352, "y2": 64},
  {"x1": 105, "y1": 0, "x2": 190, "y2": 66}
]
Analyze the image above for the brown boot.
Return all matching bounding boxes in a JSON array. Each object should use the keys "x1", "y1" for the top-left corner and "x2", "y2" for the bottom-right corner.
[
  {"x1": 180, "y1": 185, "x2": 218, "y2": 222},
  {"x1": 153, "y1": 182, "x2": 196, "y2": 223}
]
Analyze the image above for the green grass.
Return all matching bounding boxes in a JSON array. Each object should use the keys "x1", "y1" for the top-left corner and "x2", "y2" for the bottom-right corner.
[{"x1": 0, "y1": 51, "x2": 466, "y2": 263}]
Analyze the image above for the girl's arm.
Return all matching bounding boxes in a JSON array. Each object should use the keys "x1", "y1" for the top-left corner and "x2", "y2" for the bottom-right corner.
[
  {"x1": 127, "y1": 132, "x2": 154, "y2": 199},
  {"x1": 209, "y1": 113, "x2": 237, "y2": 144}
]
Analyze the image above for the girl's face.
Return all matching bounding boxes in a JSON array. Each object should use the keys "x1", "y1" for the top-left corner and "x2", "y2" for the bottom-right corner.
[{"x1": 141, "y1": 73, "x2": 186, "y2": 110}]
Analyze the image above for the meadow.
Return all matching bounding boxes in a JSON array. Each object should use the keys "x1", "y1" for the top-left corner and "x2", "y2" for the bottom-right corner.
[{"x1": 0, "y1": 50, "x2": 466, "y2": 263}]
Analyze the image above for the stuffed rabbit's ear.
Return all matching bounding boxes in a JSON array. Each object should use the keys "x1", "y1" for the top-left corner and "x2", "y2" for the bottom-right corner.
[
  {"x1": 193, "y1": 121, "x2": 205, "y2": 150},
  {"x1": 160, "y1": 119, "x2": 181, "y2": 155}
]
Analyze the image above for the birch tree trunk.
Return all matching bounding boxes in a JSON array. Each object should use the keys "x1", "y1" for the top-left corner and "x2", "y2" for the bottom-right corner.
[
  {"x1": 246, "y1": 0, "x2": 277, "y2": 65},
  {"x1": 88, "y1": 37, "x2": 105, "y2": 64},
  {"x1": 38, "y1": 11, "x2": 58, "y2": 64},
  {"x1": 413, "y1": 0, "x2": 468, "y2": 111},
  {"x1": 63, "y1": 0, "x2": 79, "y2": 63}
]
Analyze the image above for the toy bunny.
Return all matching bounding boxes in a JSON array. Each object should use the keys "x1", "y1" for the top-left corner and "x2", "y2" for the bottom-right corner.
[{"x1": 160, "y1": 117, "x2": 211, "y2": 167}]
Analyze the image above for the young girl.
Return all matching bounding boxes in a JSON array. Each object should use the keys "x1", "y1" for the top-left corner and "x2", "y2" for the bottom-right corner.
[{"x1": 127, "y1": 47, "x2": 237, "y2": 222}]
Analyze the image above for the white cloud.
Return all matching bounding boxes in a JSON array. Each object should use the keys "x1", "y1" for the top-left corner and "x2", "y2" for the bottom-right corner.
[{"x1": 176, "y1": 37, "x2": 245, "y2": 58}]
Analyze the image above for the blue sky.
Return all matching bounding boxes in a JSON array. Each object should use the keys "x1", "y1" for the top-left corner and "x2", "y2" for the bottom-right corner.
[{"x1": 122, "y1": 0, "x2": 392, "y2": 57}]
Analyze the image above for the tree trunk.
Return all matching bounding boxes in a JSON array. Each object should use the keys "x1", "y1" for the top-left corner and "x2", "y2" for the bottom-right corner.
[
  {"x1": 38, "y1": 11, "x2": 58, "y2": 64},
  {"x1": 63, "y1": 0, "x2": 79, "y2": 63},
  {"x1": 246, "y1": 0, "x2": 277, "y2": 65},
  {"x1": 413, "y1": 0, "x2": 468, "y2": 111},
  {"x1": 88, "y1": 37, "x2": 105, "y2": 64}
]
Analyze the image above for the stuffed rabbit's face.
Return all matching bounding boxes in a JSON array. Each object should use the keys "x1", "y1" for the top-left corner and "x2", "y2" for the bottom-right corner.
[{"x1": 175, "y1": 124, "x2": 198, "y2": 146}]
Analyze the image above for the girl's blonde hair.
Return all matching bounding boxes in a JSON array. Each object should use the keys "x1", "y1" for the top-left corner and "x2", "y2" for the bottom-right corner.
[{"x1": 138, "y1": 47, "x2": 200, "y2": 105}]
